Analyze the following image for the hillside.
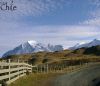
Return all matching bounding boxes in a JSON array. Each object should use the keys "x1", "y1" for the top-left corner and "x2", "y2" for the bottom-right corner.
[
  {"x1": 2, "y1": 46, "x2": 100, "y2": 66},
  {"x1": 2, "y1": 50, "x2": 71, "y2": 65},
  {"x1": 73, "y1": 45, "x2": 100, "y2": 56}
]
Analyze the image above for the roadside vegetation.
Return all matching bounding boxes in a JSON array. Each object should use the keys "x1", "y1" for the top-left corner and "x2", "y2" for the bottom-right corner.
[
  {"x1": 9, "y1": 73, "x2": 63, "y2": 86},
  {"x1": 2, "y1": 49, "x2": 100, "y2": 65}
]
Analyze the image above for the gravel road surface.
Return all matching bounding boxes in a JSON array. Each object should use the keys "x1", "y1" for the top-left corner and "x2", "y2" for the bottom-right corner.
[{"x1": 53, "y1": 64, "x2": 100, "y2": 86}]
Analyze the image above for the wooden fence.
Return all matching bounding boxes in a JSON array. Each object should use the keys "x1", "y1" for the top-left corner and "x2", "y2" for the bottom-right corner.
[
  {"x1": 32, "y1": 63, "x2": 89, "y2": 73},
  {"x1": 0, "y1": 59, "x2": 99, "y2": 85},
  {"x1": 0, "y1": 59, "x2": 32, "y2": 85},
  {"x1": 33, "y1": 62, "x2": 100, "y2": 74}
]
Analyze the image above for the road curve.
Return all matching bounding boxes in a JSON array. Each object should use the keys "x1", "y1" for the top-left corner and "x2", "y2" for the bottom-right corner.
[{"x1": 53, "y1": 64, "x2": 100, "y2": 86}]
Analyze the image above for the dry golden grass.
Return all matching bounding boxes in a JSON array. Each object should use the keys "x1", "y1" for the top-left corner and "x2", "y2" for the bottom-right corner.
[
  {"x1": 9, "y1": 73, "x2": 63, "y2": 86},
  {"x1": 4, "y1": 49, "x2": 100, "y2": 65}
]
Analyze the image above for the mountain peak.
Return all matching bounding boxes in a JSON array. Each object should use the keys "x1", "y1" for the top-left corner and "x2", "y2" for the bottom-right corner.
[
  {"x1": 28, "y1": 40, "x2": 37, "y2": 46},
  {"x1": 79, "y1": 42, "x2": 86, "y2": 45},
  {"x1": 2, "y1": 40, "x2": 63, "y2": 57},
  {"x1": 69, "y1": 39, "x2": 100, "y2": 50},
  {"x1": 93, "y1": 39, "x2": 99, "y2": 42}
]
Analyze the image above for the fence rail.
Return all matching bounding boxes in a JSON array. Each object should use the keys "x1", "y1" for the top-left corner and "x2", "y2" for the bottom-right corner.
[
  {"x1": 0, "y1": 59, "x2": 32, "y2": 85},
  {"x1": 32, "y1": 63, "x2": 89, "y2": 74},
  {"x1": 32, "y1": 62, "x2": 100, "y2": 74}
]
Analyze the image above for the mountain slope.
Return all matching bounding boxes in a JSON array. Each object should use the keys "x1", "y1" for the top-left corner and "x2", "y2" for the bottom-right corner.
[
  {"x1": 73, "y1": 45, "x2": 100, "y2": 56},
  {"x1": 69, "y1": 39, "x2": 100, "y2": 50},
  {"x1": 2, "y1": 40, "x2": 63, "y2": 57}
]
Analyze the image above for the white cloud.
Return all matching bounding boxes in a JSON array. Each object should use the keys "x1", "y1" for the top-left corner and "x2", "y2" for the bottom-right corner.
[
  {"x1": 1, "y1": 25, "x2": 100, "y2": 45},
  {"x1": 83, "y1": 0, "x2": 100, "y2": 26},
  {"x1": 89, "y1": 0, "x2": 100, "y2": 7},
  {"x1": 0, "y1": 0, "x2": 70, "y2": 20},
  {"x1": 83, "y1": 18, "x2": 100, "y2": 26}
]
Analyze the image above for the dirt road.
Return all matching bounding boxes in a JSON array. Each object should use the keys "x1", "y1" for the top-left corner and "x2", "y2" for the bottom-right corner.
[{"x1": 53, "y1": 64, "x2": 100, "y2": 86}]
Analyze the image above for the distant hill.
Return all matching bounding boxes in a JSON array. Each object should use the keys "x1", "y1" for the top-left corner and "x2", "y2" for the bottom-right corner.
[
  {"x1": 2, "y1": 50, "x2": 72, "y2": 65},
  {"x1": 73, "y1": 45, "x2": 100, "y2": 56}
]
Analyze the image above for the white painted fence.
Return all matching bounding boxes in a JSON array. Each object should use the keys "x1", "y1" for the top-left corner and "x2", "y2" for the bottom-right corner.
[{"x1": 0, "y1": 59, "x2": 32, "y2": 85}]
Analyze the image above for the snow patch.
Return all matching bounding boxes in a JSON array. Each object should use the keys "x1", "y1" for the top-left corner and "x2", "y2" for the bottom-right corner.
[{"x1": 28, "y1": 40, "x2": 37, "y2": 46}]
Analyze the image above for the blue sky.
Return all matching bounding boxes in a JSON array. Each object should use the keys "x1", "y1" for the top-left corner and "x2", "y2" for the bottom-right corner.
[{"x1": 0, "y1": 0, "x2": 100, "y2": 56}]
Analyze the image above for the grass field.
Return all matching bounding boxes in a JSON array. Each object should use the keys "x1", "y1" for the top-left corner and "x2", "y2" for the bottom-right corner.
[{"x1": 9, "y1": 73, "x2": 63, "y2": 86}]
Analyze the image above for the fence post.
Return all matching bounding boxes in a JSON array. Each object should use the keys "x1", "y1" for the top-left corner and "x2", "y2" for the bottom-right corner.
[
  {"x1": 40, "y1": 65, "x2": 42, "y2": 73},
  {"x1": 44, "y1": 65, "x2": 45, "y2": 73},
  {"x1": 49, "y1": 65, "x2": 51, "y2": 73},
  {"x1": 37, "y1": 66, "x2": 38, "y2": 73},
  {"x1": 31, "y1": 64, "x2": 32, "y2": 73},
  {"x1": 8, "y1": 59, "x2": 11, "y2": 81},
  {"x1": 18, "y1": 59, "x2": 20, "y2": 78},
  {"x1": 47, "y1": 64, "x2": 48, "y2": 73},
  {"x1": 23, "y1": 61, "x2": 24, "y2": 75},
  {"x1": 54, "y1": 65, "x2": 55, "y2": 72}
]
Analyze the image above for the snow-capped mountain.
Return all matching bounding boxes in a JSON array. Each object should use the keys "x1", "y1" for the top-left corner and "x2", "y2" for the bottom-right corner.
[
  {"x1": 2, "y1": 40, "x2": 63, "y2": 57},
  {"x1": 69, "y1": 39, "x2": 100, "y2": 50}
]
